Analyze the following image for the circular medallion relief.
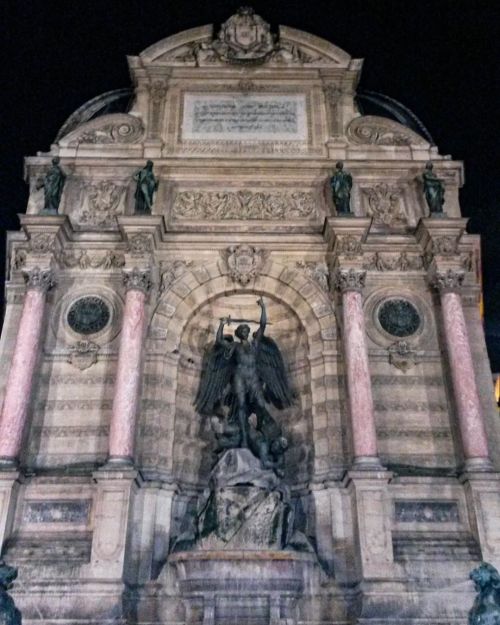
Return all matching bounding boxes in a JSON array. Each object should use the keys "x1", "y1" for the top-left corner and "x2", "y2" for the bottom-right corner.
[
  {"x1": 377, "y1": 298, "x2": 421, "y2": 338},
  {"x1": 66, "y1": 296, "x2": 111, "y2": 335}
]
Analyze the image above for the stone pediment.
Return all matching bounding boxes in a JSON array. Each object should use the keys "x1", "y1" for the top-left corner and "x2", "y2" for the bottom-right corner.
[
  {"x1": 346, "y1": 115, "x2": 429, "y2": 146},
  {"x1": 137, "y1": 10, "x2": 353, "y2": 68}
]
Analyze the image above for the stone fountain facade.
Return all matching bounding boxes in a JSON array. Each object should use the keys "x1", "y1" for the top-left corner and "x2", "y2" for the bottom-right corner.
[{"x1": 0, "y1": 9, "x2": 499, "y2": 625}]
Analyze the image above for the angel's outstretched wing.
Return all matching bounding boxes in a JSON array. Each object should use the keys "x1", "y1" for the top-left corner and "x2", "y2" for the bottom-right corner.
[
  {"x1": 194, "y1": 338, "x2": 234, "y2": 416},
  {"x1": 256, "y1": 335, "x2": 294, "y2": 410}
]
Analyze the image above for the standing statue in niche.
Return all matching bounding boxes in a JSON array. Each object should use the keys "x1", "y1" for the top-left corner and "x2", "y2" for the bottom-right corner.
[
  {"x1": 330, "y1": 161, "x2": 353, "y2": 215},
  {"x1": 37, "y1": 156, "x2": 66, "y2": 214},
  {"x1": 133, "y1": 160, "x2": 158, "y2": 214},
  {"x1": 422, "y1": 161, "x2": 445, "y2": 215},
  {"x1": 195, "y1": 297, "x2": 293, "y2": 453}
]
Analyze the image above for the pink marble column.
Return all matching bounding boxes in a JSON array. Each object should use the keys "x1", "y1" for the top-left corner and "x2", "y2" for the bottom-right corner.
[
  {"x1": 335, "y1": 268, "x2": 380, "y2": 467},
  {"x1": 108, "y1": 268, "x2": 152, "y2": 465},
  {"x1": 434, "y1": 269, "x2": 491, "y2": 470},
  {"x1": 0, "y1": 268, "x2": 54, "y2": 465}
]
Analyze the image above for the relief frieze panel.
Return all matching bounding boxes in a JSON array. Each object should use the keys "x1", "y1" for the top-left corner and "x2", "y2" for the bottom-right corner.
[
  {"x1": 171, "y1": 189, "x2": 319, "y2": 221},
  {"x1": 79, "y1": 180, "x2": 126, "y2": 227},
  {"x1": 56, "y1": 249, "x2": 125, "y2": 270},
  {"x1": 362, "y1": 183, "x2": 407, "y2": 226},
  {"x1": 363, "y1": 252, "x2": 424, "y2": 271}
]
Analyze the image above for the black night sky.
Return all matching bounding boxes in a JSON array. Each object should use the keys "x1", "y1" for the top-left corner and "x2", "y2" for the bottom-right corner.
[{"x1": 1, "y1": 0, "x2": 499, "y2": 370}]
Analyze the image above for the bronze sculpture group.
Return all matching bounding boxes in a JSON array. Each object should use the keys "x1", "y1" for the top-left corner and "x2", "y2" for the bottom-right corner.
[{"x1": 195, "y1": 297, "x2": 292, "y2": 476}]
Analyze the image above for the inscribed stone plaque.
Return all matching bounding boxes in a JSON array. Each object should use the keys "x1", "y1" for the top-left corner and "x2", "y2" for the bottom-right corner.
[
  {"x1": 182, "y1": 94, "x2": 308, "y2": 141},
  {"x1": 394, "y1": 500, "x2": 459, "y2": 523},
  {"x1": 23, "y1": 500, "x2": 91, "y2": 524}
]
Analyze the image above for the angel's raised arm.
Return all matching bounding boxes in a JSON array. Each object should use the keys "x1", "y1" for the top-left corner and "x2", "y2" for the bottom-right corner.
[
  {"x1": 254, "y1": 297, "x2": 267, "y2": 341},
  {"x1": 216, "y1": 317, "x2": 229, "y2": 345}
]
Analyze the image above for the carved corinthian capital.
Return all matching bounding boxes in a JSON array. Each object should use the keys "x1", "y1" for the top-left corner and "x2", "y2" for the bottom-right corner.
[
  {"x1": 123, "y1": 268, "x2": 153, "y2": 294},
  {"x1": 431, "y1": 269, "x2": 465, "y2": 293},
  {"x1": 333, "y1": 268, "x2": 366, "y2": 293},
  {"x1": 23, "y1": 267, "x2": 55, "y2": 292}
]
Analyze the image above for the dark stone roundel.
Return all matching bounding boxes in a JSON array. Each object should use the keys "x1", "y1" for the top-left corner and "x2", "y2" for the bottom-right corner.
[
  {"x1": 378, "y1": 298, "x2": 421, "y2": 337},
  {"x1": 67, "y1": 296, "x2": 110, "y2": 335}
]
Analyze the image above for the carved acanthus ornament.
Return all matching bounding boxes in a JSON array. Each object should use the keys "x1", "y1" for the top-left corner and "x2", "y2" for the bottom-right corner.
[
  {"x1": 335, "y1": 235, "x2": 363, "y2": 259},
  {"x1": 123, "y1": 268, "x2": 153, "y2": 294},
  {"x1": 65, "y1": 114, "x2": 144, "y2": 146},
  {"x1": 23, "y1": 267, "x2": 55, "y2": 292},
  {"x1": 159, "y1": 260, "x2": 194, "y2": 293},
  {"x1": 29, "y1": 233, "x2": 57, "y2": 254},
  {"x1": 12, "y1": 249, "x2": 27, "y2": 271},
  {"x1": 431, "y1": 269, "x2": 465, "y2": 293},
  {"x1": 333, "y1": 268, "x2": 366, "y2": 293},
  {"x1": 363, "y1": 183, "x2": 406, "y2": 226},
  {"x1": 68, "y1": 340, "x2": 100, "y2": 371},
  {"x1": 149, "y1": 80, "x2": 168, "y2": 103},
  {"x1": 80, "y1": 181, "x2": 125, "y2": 227},
  {"x1": 159, "y1": 9, "x2": 333, "y2": 67},
  {"x1": 128, "y1": 233, "x2": 154, "y2": 255},
  {"x1": 172, "y1": 189, "x2": 317, "y2": 221},
  {"x1": 295, "y1": 261, "x2": 329, "y2": 292},
  {"x1": 56, "y1": 249, "x2": 125, "y2": 270},
  {"x1": 431, "y1": 236, "x2": 459, "y2": 256},
  {"x1": 224, "y1": 245, "x2": 267, "y2": 285},
  {"x1": 363, "y1": 252, "x2": 424, "y2": 271},
  {"x1": 346, "y1": 115, "x2": 428, "y2": 146}
]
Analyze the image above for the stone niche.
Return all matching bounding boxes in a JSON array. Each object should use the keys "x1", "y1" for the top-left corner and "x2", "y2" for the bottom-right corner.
[{"x1": 170, "y1": 292, "x2": 313, "y2": 487}]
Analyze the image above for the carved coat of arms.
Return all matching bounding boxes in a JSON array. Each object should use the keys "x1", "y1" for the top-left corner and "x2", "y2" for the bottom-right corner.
[
  {"x1": 225, "y1": 244, "x2": 267, "y2": 285},
  {"x1": 213, "y1": 7, "x2": 275, "y2": 64}
]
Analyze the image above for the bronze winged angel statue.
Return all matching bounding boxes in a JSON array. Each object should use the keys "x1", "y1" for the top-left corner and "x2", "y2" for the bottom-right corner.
[{"x1": 195, "y1": 297, "x2": 293, "y2": 460}]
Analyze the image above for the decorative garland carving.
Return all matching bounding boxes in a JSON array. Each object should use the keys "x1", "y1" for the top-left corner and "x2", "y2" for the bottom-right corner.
[
  {"x1": 128, "y1": 233, "x2": 153, "y2": 255},
  {"x1": 172, "y1": 189, "x2": 317, "y2": 220},
  {"x1": 432, "y1": 236, "x2": 459, "y2": 256},
  {"x1": 346, "y1": 115, "x2": 428, "y2": 146},
  {"x1": 79, "y1": 181, "x2": 125, "y2": 227},
  {"x1": 56, "y1": 249, "x2": 125, "y2": 270},
  {"x1": 363, "y1": 252, "x2": 424, "y2": 271},
  {"x1": 335, "y1": 235, "x2": 362, "y2": 258},
  {"x1": 363, "y1": 183, "x2": 406, "y2": 226}
]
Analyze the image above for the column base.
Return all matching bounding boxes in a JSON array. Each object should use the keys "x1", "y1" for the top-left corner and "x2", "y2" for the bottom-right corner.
[
  {"x1": 352, "y1": 456, "x2": 384, "y2": 470},
  {"x1": 462, "y1": 457, "x2": 494, "y2": 473},
  {"x1": 104, "y1": 455, "x2": 134, "y2": 469}
]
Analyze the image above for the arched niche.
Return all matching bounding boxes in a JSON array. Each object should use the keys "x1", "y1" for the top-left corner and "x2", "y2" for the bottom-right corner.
[{"x1": 170, "y1": 291, "x2": 312, "y2": 487}]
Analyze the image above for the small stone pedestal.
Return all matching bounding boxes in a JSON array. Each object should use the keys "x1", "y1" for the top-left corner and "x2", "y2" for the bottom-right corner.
[{"x1": 170, "y1": 550, "x2": 316, "y2": 625}]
